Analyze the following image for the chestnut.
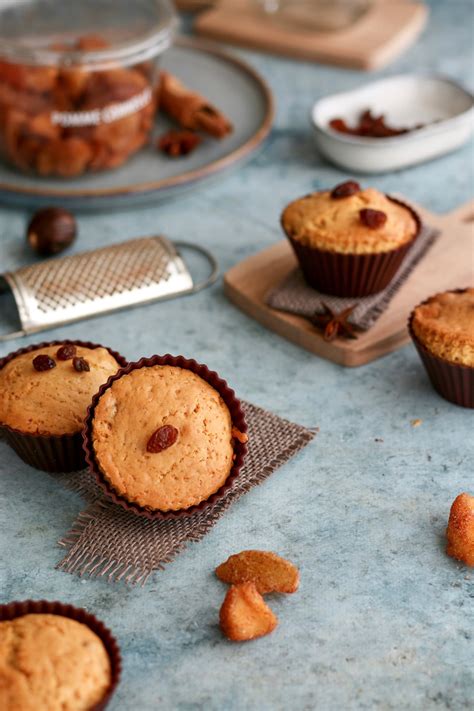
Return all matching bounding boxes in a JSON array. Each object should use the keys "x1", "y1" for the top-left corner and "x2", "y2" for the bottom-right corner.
[{"x1": 27, "y1": 207, "x2": 77, "y2": 256}]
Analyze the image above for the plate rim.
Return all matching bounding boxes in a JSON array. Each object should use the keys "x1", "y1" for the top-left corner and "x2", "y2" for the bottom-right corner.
[{"x1": 0, "y1": 36, "x2": 274, "y2": 201}]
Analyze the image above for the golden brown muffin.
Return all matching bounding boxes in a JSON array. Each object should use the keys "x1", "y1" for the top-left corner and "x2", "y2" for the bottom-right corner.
[
  {"x1": 281, "y1": 187, "x2": 418, "y2": 254},
  {"x1": 0, "y1": 344, "x2": 121, "y2": 436},
  {"x1": 0, "y1": 613, "x2": 111, "y2": 711},
  {"x1": 446, "y1": 493, "x2": 474, "y2": 566},
  {"x1": 92, "y1": 365, "x2": 234, "y2": 511},
  {"x1": 411, "y1": 289, "x2": 474, "y2": 367}
]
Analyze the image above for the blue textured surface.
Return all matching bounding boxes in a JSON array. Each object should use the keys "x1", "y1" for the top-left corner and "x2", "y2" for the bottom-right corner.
[{"x1": 0, "y1": 2, "x2": 473, "y2": 709}]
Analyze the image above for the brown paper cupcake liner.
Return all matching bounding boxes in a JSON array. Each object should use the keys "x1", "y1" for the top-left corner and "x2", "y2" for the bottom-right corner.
[
  {"x1": 0, "y1": 341, "x2": 128, "y2": 473},
  {"x1": 409, "y1": 300, "x2": 474, "y2": 409},
  {"x1": 0, "y1": 599, "x2": 121, "y2": 710},
  {"x1": 82, "y1": 354, "x2": 248, "y2": 521},
  {"x1": 283, "y1": 197, "x2": 422, "y2": 298}
]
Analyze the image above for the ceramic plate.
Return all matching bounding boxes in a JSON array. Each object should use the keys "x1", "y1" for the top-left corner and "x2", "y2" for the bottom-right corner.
[
  {"x1": 0, "y1": 37, "x2": 274, "y2": 210},
  {"x1": 311, "y1": 74, "x2": 474, "y2": 173}
]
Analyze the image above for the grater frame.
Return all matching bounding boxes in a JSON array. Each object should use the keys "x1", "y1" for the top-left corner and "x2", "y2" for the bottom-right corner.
[{"x1": 0, "y1": 236, "x2": 218, "y2": 341}]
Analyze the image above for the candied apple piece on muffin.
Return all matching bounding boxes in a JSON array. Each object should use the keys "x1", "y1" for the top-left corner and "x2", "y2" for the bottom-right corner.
[
  {"x1": 216, "y1": 550, "x2": 299, "y2": 594},
  {"x1": 219, "y1": 582, "x2": 278, "y2": 642}
]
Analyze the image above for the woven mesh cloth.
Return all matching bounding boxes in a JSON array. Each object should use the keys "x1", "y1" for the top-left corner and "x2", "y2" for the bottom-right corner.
[
  {"x1": 54, "y1": 402, "x2": 317, "y2": 586},
  {"x1": 266, "y1": 225, "x2": 439, "y2": 330}
]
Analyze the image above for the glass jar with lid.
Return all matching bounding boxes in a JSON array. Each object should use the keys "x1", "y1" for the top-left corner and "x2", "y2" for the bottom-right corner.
[{"x1": 0, "y1": 0, "x2": 176, "y2": 178}]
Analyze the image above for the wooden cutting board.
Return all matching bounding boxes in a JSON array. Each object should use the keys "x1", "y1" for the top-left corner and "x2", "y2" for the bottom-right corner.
[
  {"x1": 224, "y1": 199, "x2": 474, "y2": 367},
  {"x1": 195, "y1": 0, "x2": 428, "y2": 70},
  {"x1": 175, "y1": 0, "x2": 217, "y2": 10}
]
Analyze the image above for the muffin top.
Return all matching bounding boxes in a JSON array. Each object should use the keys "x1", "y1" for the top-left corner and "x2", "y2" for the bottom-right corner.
[
  {"x1": 92, "y1": 364, "x2": 235, "y2": 511},
  {"x1": 0, "y1": 344, "x2": 121, "y2": 436},
  {"x1": 281, "y1": 184, "x2": 418, "y2": 254},
  {"x1": 412, "y1": 289, "x2": 474, "y2": 367},
  {"x1": 0, "y1": 613, "x2": 111, "y2": 711}
]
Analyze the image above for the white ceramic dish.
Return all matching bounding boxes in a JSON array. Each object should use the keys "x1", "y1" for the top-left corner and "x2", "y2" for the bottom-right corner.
[{"x1": 311, "y1": 74, "x2": 474, "y2": 173}]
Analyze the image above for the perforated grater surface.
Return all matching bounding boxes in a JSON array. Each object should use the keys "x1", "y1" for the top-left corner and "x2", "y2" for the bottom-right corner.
[{"x1": 0, "y1": 236, "x2": 218, "y2": 341}]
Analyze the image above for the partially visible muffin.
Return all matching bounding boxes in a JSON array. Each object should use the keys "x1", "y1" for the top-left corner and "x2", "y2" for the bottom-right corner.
[
  {"x1": 0, "y1": 613, "x2": 111, "y2": 711},
  {"x1": 281, "y1": 181, "x2": 420, "y2": 297},
  {"x1": 92, "y1": 364, "x2": 236, "y2": 512},
  {"x1": 0, "y1": 343, "x2": 122, "y2": 436},
  {"x1": 411, "y1": 289, "x2": 474, "y2": 367},
  {"x1": 409, "y1": 289, "x2": 474, "y2": 408},
  {"x1": 282, "y1": 185, "x2": 418, "y2": 255},
  {"x1": 446, "y1": 493, "x2": 474, "y2": 566}
]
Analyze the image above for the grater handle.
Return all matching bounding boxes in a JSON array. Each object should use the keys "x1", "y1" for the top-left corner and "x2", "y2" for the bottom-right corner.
[
  {"x1": 0, "y1": 240, "x2": 219, "y2": 343},
  {"x1": 173, "y1": 241, "x2": 220, "y2": 293}
]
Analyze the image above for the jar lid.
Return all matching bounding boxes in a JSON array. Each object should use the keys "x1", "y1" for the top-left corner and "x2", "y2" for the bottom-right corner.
[{"x1": 0, "y1": 0, "x2": 177, "y2": 69}]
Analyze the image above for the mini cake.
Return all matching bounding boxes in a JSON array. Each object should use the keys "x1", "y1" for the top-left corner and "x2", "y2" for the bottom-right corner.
[
  {"x1": 91, "y1": 363, "x2": 242, "y2": 512},
  {"x1": 446, "y1": 493, "x2": 474, "y2": 566},
  {"x1": 281, "y1": 181, "x2": 420, "y2": 296},
  {"x1": 0, "y1": 613, "x2": 111, "y2": 710},
  {"x1": 0, "y1": 341, "x2": 125, "y2": 471},
  {"x1": 410, "y1": 289, "x2": 474, "y2": 408},
  {"x1": 0, "y1": 344, "x2": 122, "y2": 436},
  {"x1": 411, "y1": 289, "x2": 474, "y2": 367}
]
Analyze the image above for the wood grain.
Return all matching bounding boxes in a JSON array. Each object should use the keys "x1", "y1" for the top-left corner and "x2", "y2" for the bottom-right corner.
[
  {"x1": 224, "y1": 200, "x2": 474, "y2": 367},
  {"x1": 195, "y1": 0, "x2": 428, "y2": 70},
  {"x1": 175, "y1": 0, "x2": 217, "y2": 11}
]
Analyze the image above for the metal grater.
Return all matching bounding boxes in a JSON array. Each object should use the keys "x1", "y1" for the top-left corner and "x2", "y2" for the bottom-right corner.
[{"x1": 0, "y1": 236, "x2": 218, "y2": 341}]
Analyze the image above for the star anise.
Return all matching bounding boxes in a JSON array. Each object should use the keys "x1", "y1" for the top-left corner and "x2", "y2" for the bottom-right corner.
[{"x1": 311, "y1": 303, "x2": 360, "y2": 341}]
